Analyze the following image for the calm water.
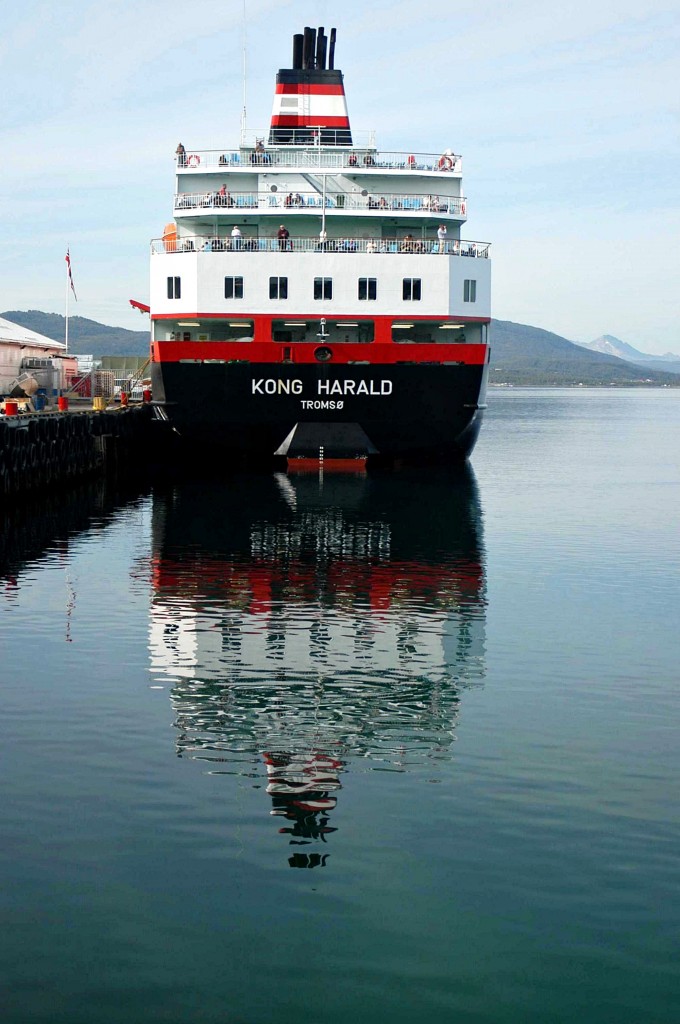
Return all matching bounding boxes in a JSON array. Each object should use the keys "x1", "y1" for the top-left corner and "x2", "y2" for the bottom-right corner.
[{"x1": 2, "y1": 389, "x2": 679, "y2": 1024}]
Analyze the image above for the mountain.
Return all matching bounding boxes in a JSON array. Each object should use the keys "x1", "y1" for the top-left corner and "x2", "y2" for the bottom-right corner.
[
  {"x1": 1, "y1": 310, "x2": 149, "y2": 357},
  {"x1": 582, "y1": 334, "x2": 652, "y2": 360},
  {"x1": 489, "y1": 320, "x2": 680, "y2": 386},
  {"x1": 581, "y1": 335, "x2": 680, "y2": 375}
]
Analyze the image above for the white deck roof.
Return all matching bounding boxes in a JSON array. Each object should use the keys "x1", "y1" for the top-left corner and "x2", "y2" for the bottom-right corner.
[{"x1": 0, "y1": 316, "x2": 65, "y2": 351}]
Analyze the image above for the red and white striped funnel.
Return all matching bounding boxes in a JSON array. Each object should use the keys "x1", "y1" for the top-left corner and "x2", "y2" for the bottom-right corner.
[{"x1": 269, "y1": 26, "x2": 352, "y2": 146}]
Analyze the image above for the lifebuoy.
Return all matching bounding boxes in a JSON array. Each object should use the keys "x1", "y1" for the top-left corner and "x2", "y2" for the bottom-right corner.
[
  {"x1": 187, "y1": 154, "x2": 201, "y2": 168},
  {"x1": 438, "y1": 154, "x2": 454, "y2": 171}
]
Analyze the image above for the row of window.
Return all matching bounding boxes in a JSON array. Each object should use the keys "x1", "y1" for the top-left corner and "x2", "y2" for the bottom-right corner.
[
  {"x1": 160, "y1": 318, "x2": 482, "y2": 345},
  {"x1": 167, "y1": 276, "x2": 478, "y2": 303}
]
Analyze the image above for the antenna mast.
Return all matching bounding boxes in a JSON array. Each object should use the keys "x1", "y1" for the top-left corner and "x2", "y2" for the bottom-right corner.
[{"x1": 240, "y1": 0, "x2": 247, "y2": 144}]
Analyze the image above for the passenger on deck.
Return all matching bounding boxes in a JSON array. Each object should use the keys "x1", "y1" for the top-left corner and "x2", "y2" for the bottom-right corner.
[
  {"x1": 438, "y1": 224, "x2": 447, "y2": 253},
  {"x1": 277, "y1": 225, "x2": 290, "y2": 250},
  {"x1": 231, "y1": 225, "x2": 242, "y2": 250},
  {"x1": 348, "y1": 152, "x2": 358, "y2": 166},
  {"x1": 252, "y1": 138, "x2": 270, "y2": 165},
  {"x1": 175, "y1": 143, "x2": 186, "y2": 166}
]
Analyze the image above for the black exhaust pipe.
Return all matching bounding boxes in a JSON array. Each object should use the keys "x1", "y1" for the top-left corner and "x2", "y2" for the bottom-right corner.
[
  {"x1": 328, "y1": 28, "x2": 336, "y2": 70},
  {"x1": 316, "y1": 26, "x2": 327, "y2": 70},
  {"x1": 302, "y1": 26, "x2": 316, "y2": 68},
  {"x1": 292, "y1": 33, "x2": 303, "y2": 69}
]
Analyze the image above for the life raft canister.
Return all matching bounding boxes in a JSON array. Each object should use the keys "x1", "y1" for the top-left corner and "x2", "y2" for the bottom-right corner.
[{"x1": 187, "y1": 154, "x2": 201, "y2": 168}]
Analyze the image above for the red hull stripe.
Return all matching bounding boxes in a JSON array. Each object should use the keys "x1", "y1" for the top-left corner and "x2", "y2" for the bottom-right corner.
[
  {"x1": 270, "y1": 115, "x2": 350, "y2": 127},
  {"x1": 153, "y1": 341, "x2": 488, "y2": 366},
  {"x1": 275, "y1": 83, "x2": 346, "y2": 95},
  {"x1": 153, "y1": 555, "x2": 484, "y2": 605}
]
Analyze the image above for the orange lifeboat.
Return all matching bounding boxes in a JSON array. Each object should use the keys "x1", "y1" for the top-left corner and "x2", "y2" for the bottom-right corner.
[{"x1": 162, "y1": 222, "x2": 177, "y2": 252}]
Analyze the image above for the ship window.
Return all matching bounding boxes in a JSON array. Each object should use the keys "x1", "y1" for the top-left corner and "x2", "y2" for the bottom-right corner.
[
  {"x1": 224, "y1": 276, "x2": 244, "y2": 299},
  {"x1": 392, "y1": 320, "x2": 469, "y2": 343},
  {"x1": 160, "y1": 319, "x2": 253, "y2": 342},
  {"x1": 269, "y1": 276, "x2": 288, "y2": 300},
  {"x1": 464, "y1": 279, "x2": 477, "y2": 302},
  {"x1": 358, "y1": 278, "x2": 377, "y2": 301},
  {"x1": 167, "y1": 276, "x2": 181, "y2": 299},
  {"x1": 313, "y1": 277, "x2": 333, "y2": 300},
  {"x1": 272, "y1": 319, "x2": 374, "y2": 344},
  {"x1": 402, "y1": 278, "x2": 422, "y2": 301}
]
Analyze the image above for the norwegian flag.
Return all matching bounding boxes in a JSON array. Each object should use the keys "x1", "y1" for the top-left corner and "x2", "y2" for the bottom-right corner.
[{"x1": 65, "y1": 248, "x2": 77, "y2": 300}]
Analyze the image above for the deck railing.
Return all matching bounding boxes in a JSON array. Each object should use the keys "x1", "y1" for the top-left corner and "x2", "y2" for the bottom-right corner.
[
  {"x1": 151, "y1": 235, "x2": 490, "y2": 257},
  {"x1": 176, "y1": 149, "x2": 462, "y2": 174},
  {"x1": 174, "y1": 191, "x2": 467, "y2": 215},
  {"x1": 240, "y1": 128, "x2": 378, "y2": 149}
]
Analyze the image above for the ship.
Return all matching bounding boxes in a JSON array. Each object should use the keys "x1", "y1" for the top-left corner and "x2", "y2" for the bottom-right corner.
[{"x1": 148, "y1": 26, "x2": 491, "y2": 466}]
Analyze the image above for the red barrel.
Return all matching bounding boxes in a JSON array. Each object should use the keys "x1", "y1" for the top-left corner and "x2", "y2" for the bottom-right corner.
[
  {"x1": 120, "y1": 391, "x2": 129, "y2": 407},
  {"x1": 4, "y1": 401, "x2": 18, "y2": 416},
  {"x1": 58, "y1": 396, "x2": 69, "y2": 412},
  {"x1": 142, "y1": 388, "x2": 152, "y2": 403}
]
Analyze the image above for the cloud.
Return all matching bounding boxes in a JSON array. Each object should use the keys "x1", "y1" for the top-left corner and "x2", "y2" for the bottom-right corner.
[{"x1": 2, "y1": 0, "x2": 679, "y2": 347}]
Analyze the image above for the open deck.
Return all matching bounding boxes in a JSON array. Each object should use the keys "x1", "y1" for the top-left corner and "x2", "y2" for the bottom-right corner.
[
  {"x1": 177, "y1": 148, "x2": 462, "y2": 174},
  {"x1": 174, "y1": 191, "x2": 467, "y2": 217},
  {"x1": 151, "y1": 236, "x2": 490, "y2": 257}
]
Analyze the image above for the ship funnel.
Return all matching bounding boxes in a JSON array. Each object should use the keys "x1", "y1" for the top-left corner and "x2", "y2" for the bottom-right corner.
[{"x1": 269, "y1": 26, "x2": 352, "y2": 146}]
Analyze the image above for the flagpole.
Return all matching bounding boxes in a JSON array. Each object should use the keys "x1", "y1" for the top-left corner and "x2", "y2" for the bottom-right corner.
[{"x1": 65, "y1": 246, "x2": 70, "y2": 355}]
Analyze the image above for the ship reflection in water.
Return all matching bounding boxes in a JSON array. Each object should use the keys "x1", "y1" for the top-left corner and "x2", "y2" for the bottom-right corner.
[{"x1": 149, "y1": 468, "x2": 487, "y2": 866}]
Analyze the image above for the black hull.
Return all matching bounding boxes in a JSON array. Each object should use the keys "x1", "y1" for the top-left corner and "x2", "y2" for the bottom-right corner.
[{"x1": 151, "y1": 360, "x2": 488, "y2": 465}]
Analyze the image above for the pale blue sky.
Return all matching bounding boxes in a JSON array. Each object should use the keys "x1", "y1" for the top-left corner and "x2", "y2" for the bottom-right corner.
[{"x1": 1, "y1": 0, "x2": 678, "y2": 352}]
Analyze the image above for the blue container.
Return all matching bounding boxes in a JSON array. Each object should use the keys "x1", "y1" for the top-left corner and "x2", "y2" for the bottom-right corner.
[{"x1": 34, "y1": 394, "x2": 46, "y2": 411}]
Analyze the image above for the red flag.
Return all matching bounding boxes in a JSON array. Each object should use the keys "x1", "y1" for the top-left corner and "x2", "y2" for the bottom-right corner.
[{"x1": 65, "y1": 249, "x2": 77, "y2": 301}]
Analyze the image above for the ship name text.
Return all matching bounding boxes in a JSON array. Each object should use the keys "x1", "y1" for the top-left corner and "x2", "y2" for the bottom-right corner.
[{"x1": 251, "y1": 378, "x2": 393, "y2": 397}]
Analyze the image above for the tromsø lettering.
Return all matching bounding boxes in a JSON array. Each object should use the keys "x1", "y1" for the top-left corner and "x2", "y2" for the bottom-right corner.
[{"x1": 251, "y1": 378, "x2": 393, "y2": 398}]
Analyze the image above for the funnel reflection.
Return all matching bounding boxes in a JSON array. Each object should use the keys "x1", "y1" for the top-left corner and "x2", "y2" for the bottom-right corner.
[{"x1": 149, "y1": 469, "x2": 486, "y2": 865}]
